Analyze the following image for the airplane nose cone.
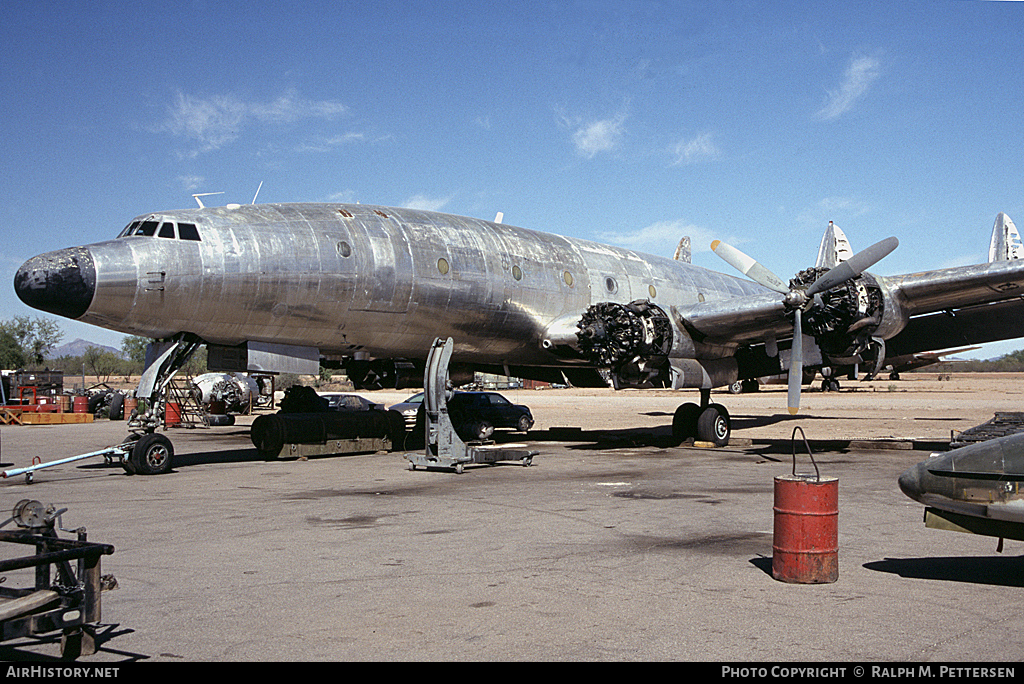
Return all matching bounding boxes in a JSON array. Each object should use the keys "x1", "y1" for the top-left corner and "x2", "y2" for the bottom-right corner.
[
  {"x1": 897, "y1": 463, "x2": 924, "y2": 503},
  {"x1": 14, "y1": 247, "x2": 96, "y2": 319}
]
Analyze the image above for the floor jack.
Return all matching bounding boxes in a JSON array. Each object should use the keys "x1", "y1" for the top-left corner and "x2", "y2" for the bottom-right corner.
[{"x1": 405, "y1": 338, "x2": 538, "y2": 473}]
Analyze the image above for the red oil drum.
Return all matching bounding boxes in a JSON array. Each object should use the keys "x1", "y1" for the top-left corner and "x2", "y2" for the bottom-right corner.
[
  {"x1": 772, "y1": 429, "x2": 838, "y2": 584},
  {"x1": 72, "y1": 396, "x2": 89, "y2": 413},
  {"x1": 165, "y1": 402, "x2": 182, "y2": 427}
]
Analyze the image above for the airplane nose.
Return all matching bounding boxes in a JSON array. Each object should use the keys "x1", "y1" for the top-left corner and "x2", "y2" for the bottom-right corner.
[
  {"x1": 14, "y1": 247, "x2": 96, "y2": 319},
  {"x1": 898, "y1": 461, "x2": 926, "y2": 503}
]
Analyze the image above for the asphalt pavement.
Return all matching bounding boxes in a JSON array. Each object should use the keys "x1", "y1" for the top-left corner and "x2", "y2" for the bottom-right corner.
[{"x1": 0, "y1": 403, "x2": 1021, "y2": 662}]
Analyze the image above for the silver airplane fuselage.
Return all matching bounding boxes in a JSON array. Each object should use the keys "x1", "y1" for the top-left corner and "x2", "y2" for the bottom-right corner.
[{"x1": 15, "y1": 203, "x2": 767, "y2": 374}]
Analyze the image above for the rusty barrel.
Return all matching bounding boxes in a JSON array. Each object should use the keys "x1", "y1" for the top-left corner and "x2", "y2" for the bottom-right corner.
[
  {"x1": 72, "y1": 396, "x2": 89, "y2": 413},
  {"x1": 165, "y1": 402, "x2": 182, "y2": 427},
  {"x1": 772, "y1": 474, "x2": 839, "y2": 583}
]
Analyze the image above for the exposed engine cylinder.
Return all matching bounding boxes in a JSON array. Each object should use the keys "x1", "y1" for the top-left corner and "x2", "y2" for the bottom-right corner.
[
  {"x1": 576, "y1": 300, "x2": 673, "y2": 373},
  {"x1": 789, "y1": 268, "x2": 884, "y2": 356}
]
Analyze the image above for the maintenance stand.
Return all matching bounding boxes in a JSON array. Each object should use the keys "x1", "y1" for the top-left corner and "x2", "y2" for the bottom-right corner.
[{"x1": 405, "y1": 337, "x2": 538, "y2": 474}]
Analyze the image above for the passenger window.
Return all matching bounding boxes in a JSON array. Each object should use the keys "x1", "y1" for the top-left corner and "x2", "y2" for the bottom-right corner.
[
  {"x1": 158, "y1": 222, "x2": 176, "y2": 238},
  {"x1": 178, "y1": 223, "x2": 201, "y2": 241},
  {"x1": 138, "y1": 221, "x2": 159, "y2": 236}
]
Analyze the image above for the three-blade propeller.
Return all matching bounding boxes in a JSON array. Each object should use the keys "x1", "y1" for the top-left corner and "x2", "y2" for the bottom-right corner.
[{"x1": 711, "y1": 236, "x2": 898, "y2": 414}]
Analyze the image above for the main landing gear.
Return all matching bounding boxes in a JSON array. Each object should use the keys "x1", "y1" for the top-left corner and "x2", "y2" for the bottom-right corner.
[{"x1": 672, "y1": 389, "x2": 731, "y2": 448}]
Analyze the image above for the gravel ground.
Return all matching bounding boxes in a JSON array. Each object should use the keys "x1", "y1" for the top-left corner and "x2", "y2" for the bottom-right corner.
[{"x1": 367, "y1": 372, "x2": 1024, "y2": 443}]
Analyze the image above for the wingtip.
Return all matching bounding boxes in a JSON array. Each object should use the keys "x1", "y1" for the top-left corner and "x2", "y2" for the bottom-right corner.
[{"x1": 710, "y1": 240, "x2": 720, "y2": 251}]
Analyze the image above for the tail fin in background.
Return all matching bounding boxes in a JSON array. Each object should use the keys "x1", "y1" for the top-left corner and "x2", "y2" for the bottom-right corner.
[
  {"x1": 815, "y1": 221, "x2": 854, "y2": 269},
  {"x1": 674, "y1": 236, "x2": 691, "y2": 263},
  {"x1": 988, "y1": 213, "x2": 1022, "y2": 262}
]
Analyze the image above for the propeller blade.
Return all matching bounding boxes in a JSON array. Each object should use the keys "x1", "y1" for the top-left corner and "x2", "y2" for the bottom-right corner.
[
  {"x1": 806, "y1": 236, "x2": 898, "y2": 296},
  {"x1": 788, "y1": 308, "x2": 802, "y2": 415},
  {"x1": 711, "y1": 240, "x2": 790, "y2": 294}
]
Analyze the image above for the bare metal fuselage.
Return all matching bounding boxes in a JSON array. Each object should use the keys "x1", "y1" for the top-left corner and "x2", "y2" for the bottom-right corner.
[{"x1": 67, "y1": 203, "x2": 767, "y2": 370}]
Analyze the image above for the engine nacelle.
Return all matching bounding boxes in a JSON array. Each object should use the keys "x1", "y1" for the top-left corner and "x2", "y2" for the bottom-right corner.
[
  {"x1": 576, "y1": 300, "x2": 674, "y2": 388},
  {"x1": 791, "y1": 270, "x2": 907, "y2": 362}
]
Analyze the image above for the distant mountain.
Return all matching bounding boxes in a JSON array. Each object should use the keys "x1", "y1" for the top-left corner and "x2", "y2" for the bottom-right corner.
[{"x1": 51, "y1": 338, "x2": 122, "y2": 358}]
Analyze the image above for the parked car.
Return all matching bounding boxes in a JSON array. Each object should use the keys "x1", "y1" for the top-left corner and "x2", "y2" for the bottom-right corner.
[
  {"x1": 319, "y1": 393, "x2": 384, "y2": 412},
  {"x1": 389, "y1": 392, "x2": 425, "y2": 429},
  {"x1": 391, "y1": 391, "x2": 534, "y2": 440}
]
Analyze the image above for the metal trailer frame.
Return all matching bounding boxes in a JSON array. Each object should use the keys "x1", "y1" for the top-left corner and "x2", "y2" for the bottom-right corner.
[
  {"x1": 405, "y1": 337, "x2": 538, "y2": 473},
  {"x1": 0, "y1": 501, "x2": 114, "y2": 659}
]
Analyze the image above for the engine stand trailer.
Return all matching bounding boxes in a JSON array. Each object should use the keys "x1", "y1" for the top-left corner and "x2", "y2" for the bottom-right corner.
[
  {"x1": 404, "y1": 337, "x2": 538, "y2": 473},
  {"x1": 0, "y1": 500, "x2": 115, "y2": 660}
]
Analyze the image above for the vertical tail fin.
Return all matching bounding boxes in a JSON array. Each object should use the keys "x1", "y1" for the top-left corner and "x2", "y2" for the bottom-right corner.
[
  {"x1": 988, "y1": 213, "x2": 1022, "y2": 262},
  {"x1": 815, "y1": 221, "x2": 854, "y2": 269}
]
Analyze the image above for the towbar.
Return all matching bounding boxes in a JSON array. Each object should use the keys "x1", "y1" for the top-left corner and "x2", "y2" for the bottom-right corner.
[{"x1": 2, "y1": 447, "x2": 127, "y2": 484}]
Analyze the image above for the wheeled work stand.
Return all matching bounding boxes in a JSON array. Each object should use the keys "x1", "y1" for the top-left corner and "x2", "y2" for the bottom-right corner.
[{"x1": 405, "y1": 337, "x2": 538, "y2": 473}]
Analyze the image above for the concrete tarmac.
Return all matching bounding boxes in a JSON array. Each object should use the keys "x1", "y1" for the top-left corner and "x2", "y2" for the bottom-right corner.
[{"x1": 1, "y1": 381, "x2": 1023, "y2": 662}]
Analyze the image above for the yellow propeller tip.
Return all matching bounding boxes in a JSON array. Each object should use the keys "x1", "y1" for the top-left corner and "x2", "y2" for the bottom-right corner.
[
  {"x1": 788, "y1": 407, "x2": 799, "y2": 415},
  {"x1": 710, "y1": 240, "x2": 721, "y2": 251}
]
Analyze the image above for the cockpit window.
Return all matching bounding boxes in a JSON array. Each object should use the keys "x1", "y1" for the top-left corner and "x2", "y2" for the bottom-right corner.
[
  {"x1": 178, "y1": 223, "x2": 201, "y2": 241},
  {"x1": 117, "y1": 219, "x2": 202, "y2": 241},
  {"x1": 138, "y1": 220, "x2": 159, "y2": 236},
  {"x1": 118, "y1": 221, "x2": 141, "y2": 238}
]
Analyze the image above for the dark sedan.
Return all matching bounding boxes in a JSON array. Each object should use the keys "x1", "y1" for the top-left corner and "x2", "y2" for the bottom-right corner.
[{"x1": 390, "y1": 391, "x2": 534, "y2": 440}]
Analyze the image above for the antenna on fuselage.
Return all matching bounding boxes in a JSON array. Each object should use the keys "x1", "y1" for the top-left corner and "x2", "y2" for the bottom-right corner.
[
  {"x1": 252, "y1": 181, "x2": 264, "y2": 205},
  {"x1": 192, "y1": 192, "x2": 225, "y2": 209},
  {"x1": 494, "y1": 212, "x2": 504, "y2": 224}
]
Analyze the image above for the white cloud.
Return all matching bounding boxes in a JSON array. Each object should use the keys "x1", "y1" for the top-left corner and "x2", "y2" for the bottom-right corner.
[
  {"x1": 598, "y1": 219, "x2": 721, "y2": 257},
  {"x1": 816, "y1": 52, "x2": 882, "y2": 120},
  {"x1": 796, "y1": 197, "x2": 872, "y2": 231},
  {"x1": 403, "y1": 194, "x2": 453, "y2": 212},
  {"x1": 325, "y1": 190, "x2": 359, "y2": 204},
  {"x1": 557, "y1": 106, "x2": 628, "y2": 159},
  {"x1": 295, "y1": 132, "x2": 365, "y2": 153},
  {"x1": 573, "y1": 115, "x2": 626, "y2": 157},
  {"x1": 670, "y1": 132, "x2": 719, "y2": 166},
  {"x1": 177, "y1": 175, "x2": 205, "y2": 192},
  {"x1": 159, "y1": 88, "x2": 349, "y2": 156}
]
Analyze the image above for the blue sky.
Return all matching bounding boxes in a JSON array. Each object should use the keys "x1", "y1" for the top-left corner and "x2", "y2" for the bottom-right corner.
[{"x1": 2, "y1": 1, "x2": 1023, "y2": 359}]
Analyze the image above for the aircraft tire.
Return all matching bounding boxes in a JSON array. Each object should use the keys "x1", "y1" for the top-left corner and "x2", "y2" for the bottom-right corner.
[
  {"x1": 697, "y1": 404, "x2": 730, "y2": 447},
  {"x1": 108, "y1": 392, "x2": 124, "y2": 420},
  {"x1": 672, "y1": 402, "x2": 702, "y2": 445},
  {"x1": 130, "y1": 433, "x2": 174, "y2": 475}
]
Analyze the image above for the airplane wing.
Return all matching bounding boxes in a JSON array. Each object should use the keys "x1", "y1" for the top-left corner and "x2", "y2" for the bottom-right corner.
[
  {"x1": 676, "y1": 258, "x2": 1024, "y2": 349},
  {"x1": 883, "y1": 346, "x2": 980, "y2": 374},
  {"x1": 884, "y1": 259, "x2": 1024, "y2": 316}
]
